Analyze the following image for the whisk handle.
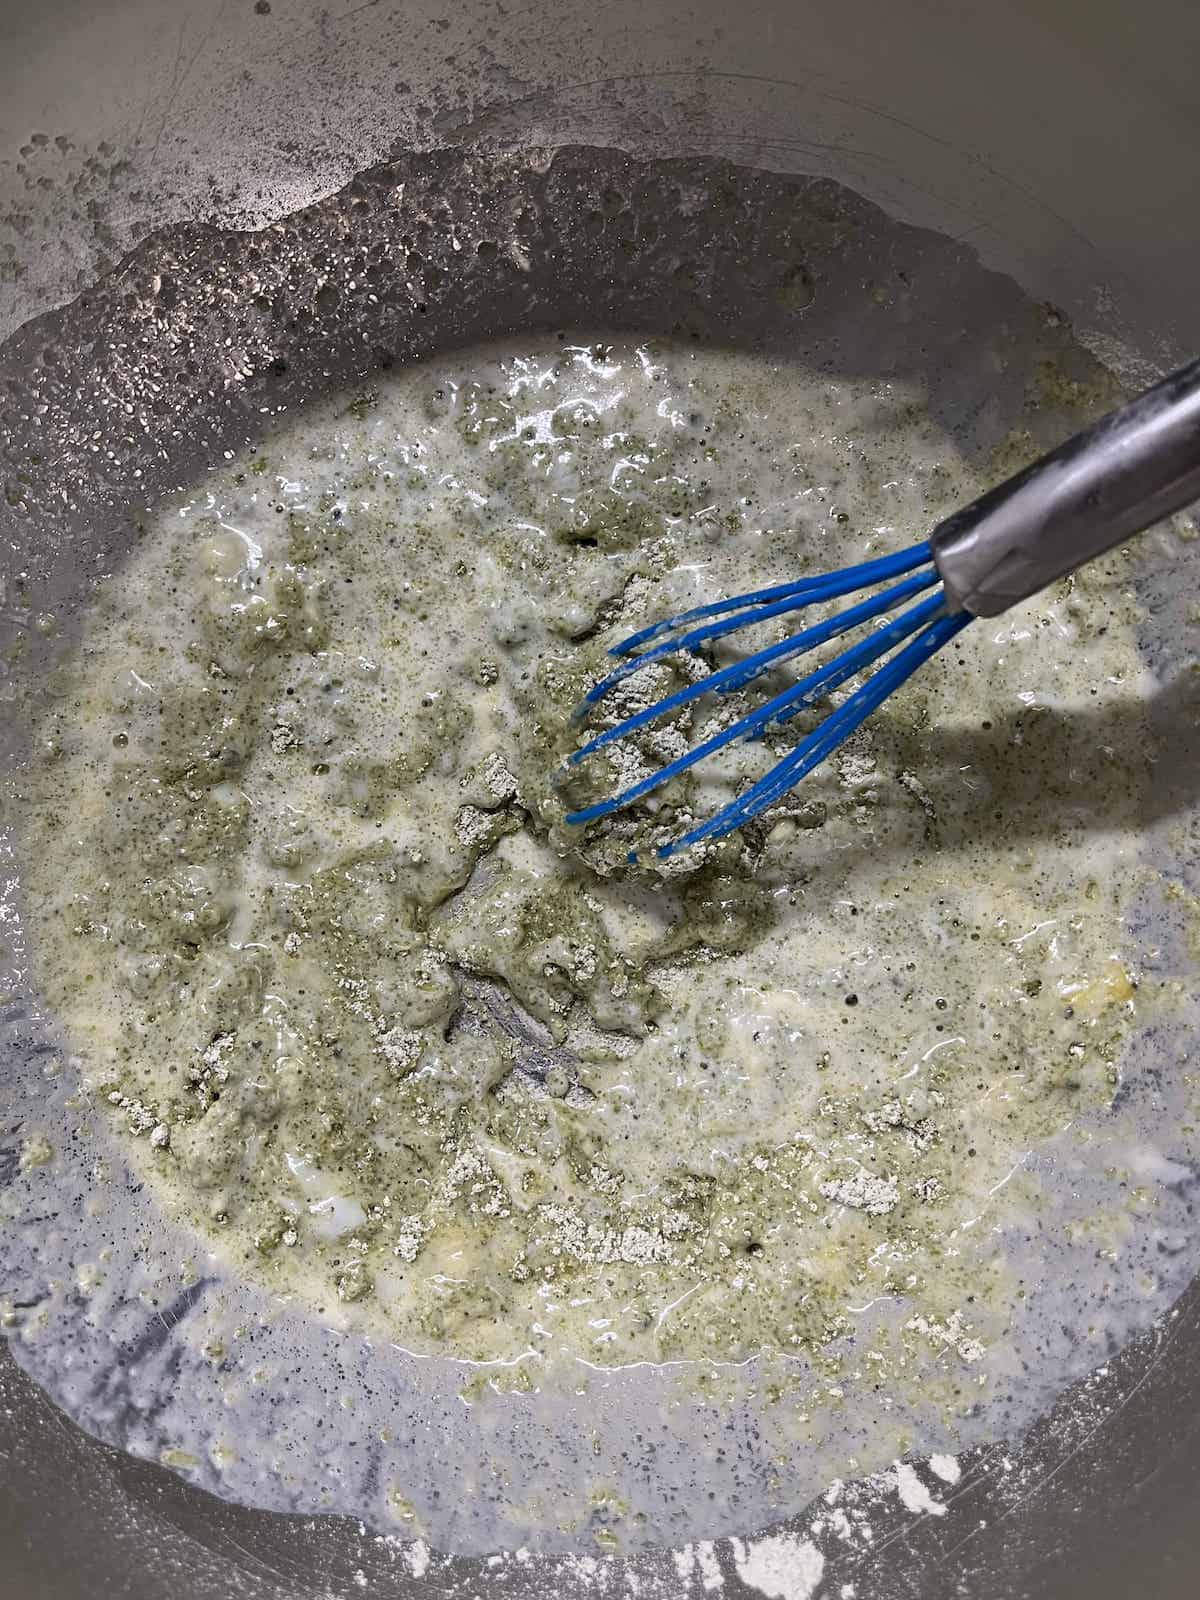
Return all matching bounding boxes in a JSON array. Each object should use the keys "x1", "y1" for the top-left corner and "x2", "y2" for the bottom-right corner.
[{"x1": 931, "y1": 354, "x2": 1200, "y2": 617}]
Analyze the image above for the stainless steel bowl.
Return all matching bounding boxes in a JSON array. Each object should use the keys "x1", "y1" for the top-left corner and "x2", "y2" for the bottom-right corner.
[{"x1": 3, "y1": 3, "x2": 1199, "y2": 1595}]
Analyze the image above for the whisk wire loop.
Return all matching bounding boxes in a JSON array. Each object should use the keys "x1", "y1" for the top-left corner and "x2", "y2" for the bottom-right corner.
[
  {"x1": 573, "y1": 566, "x2": 941, "y2": 760},
  {"x1": 651, "y1": 608, "x2": 972, "y2": 860},
  {"x1": 609, "y1": 540, "x2": 935, "y2": 658},
  {"x1": 565, "y1": 589, "x2": 949, "y2": 826},
  {"x1": 564, "y1": 537, "x2": 974, "y2": 857}
]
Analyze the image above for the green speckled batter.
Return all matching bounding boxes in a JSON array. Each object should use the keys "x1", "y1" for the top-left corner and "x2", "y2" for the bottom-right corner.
[{"x1": 14, "y1": 337, "x2": 1152, "y2": 1371}]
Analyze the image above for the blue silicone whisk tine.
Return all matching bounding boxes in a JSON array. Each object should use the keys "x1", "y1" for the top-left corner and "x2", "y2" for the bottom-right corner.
[
  {"x1": 583, "y1": 540, "x2": 936, "y2": 708},
  {"x1": 574, "y1": 563, "x2": 941, "y2": 753},
  {"x1": 562, "y1": 354, "x2": 1200, "y2": 858},
  {"x1": 652, "y1": 609, "x2": 972, "y2": 861},
  {"x1": 563, "y1": 589, "x2": 948, "y2": 828},
  {"x1": 609, "y1": 540, "x2": 935, "y2": 658},
  {"x1": 563, "y1": 537, "x2": 972, "y2": 858}
]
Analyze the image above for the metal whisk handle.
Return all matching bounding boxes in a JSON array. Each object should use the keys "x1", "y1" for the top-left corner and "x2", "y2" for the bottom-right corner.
[{"x1": 932, "y1": 353, "x2": 1200, "y2": 617}]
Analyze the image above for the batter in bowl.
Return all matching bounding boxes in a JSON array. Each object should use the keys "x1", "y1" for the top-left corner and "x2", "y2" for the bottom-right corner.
[{"x1": 12, "y1": 332, "x2": 1160, "y2": 1417}]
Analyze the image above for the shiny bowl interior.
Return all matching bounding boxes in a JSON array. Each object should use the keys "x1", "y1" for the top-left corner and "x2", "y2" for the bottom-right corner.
[{"x1": 2, "y1": 5, "x2": 1200, "y2": 1597}]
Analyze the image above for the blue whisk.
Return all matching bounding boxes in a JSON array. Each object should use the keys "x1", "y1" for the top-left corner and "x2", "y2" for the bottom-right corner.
[{"x1": 563, "y1": 355, "x2": 1200, "y2": 860}]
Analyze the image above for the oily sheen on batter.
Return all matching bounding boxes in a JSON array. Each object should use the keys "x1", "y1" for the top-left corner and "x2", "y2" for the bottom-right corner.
[{"x1": 17, "y1": 337, "x2": 1149, "y2": 1387}]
